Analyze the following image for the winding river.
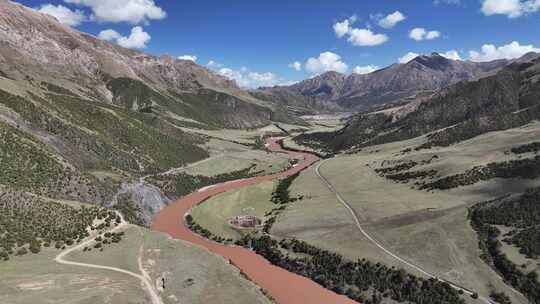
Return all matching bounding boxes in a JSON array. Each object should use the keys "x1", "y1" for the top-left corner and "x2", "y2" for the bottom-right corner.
[{"x1": 152, "y1": 138, "x2": 357, "y2": 304}]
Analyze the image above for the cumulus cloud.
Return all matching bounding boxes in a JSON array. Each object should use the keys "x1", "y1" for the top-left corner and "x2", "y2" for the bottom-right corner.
[
  {"x1": 378, "y1": 11, "x2": 406, "y2": 29},
  {"x1": 36, "y1": 4, "x2": 86, "y2": 26},
  {"x1": 440, "y1": 50, "x2": 462, "y2": 60},
  {"x1": 333, "y1": 18, "x2": 388, "y2": 47},
  {"x1": 333, "y1": 19, "x2": 351, "y2": 38},
  {"x1": 288, "y1": 61, "x2": 302, "y2": 71},
  {"x1": 398, "y1": 52, "x2": 420, "y2": 63},
  {"x1": 469, "y1": 41, "x2": 540, "y2": 62},
  {"x1": 98, "y1": 26, "x2": 150, "y2": 49},
  {"x1": 64, "y1": 0, "x2": 166, "y2": 24},
  {"x1": 352, "y1": 65, "x2": 379, "y2": 75},
  {"x1": 97, "y1": 29, "x2": 121, "y2": 41},
  {"x1": 178, "y1": 55, "x2": 197, "y2": 62},
  {"x1": 481, "y1": 0, "x2": 540, "y2": 18},
  {"x1": 305, "y1": 52, "x2": 348, "y2": 74},
  {"x1": 409, "y1": 28, "x2": 441, "y2": 41},
  {"x1": 217, "y1": 67, "x2": 283, "y2": 88},
  {"x1": 348, "y1": 28, "x2": 388, "y2": 46}
]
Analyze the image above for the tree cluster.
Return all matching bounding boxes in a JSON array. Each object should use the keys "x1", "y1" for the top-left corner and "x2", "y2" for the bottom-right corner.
[
  {"x1": 235, "y1": 236, "x2": 466, "y2": 304},
  {"x1": 0, "y1": 190, "x2": 121, "y2": 261},
  {"x1": 511, "y1": 142, "x2": 540, "y2": 155},
  {"x1": 469, "y1": 189, "x2": 540, "y2": 303},
  {"x1": 423, "y1": 156, "x2": 540, "y2": 190}
]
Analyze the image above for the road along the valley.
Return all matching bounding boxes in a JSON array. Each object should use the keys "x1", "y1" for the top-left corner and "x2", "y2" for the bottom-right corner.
[
  {"x1": 152, "y1": 138, "x2": 358, "y2": 304},
  {"x1": 315, "y1": 158, "x2": 499, "y2": 304}
]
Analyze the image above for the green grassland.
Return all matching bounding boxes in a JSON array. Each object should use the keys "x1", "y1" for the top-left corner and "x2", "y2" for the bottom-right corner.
[
  {"x1": 182, "y1": 150, "x2": 291, "y2": 177},
  {"x1": 190, "y1": 181, "x2": 276, "y2": 240},
  {"x1": 139, "y1": 226, "x2": 272, "y2": 304},
  {"x1": 0, "y1": 246, "x2": 149, "y2": 304},
  {"x1": 272, "y1": 123, "x2": 540, "y2": 304}
]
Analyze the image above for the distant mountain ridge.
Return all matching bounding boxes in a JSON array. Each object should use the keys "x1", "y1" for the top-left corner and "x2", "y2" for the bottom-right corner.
[
  {"x1": 294, "y1": 52, "x2": 540, "y2": 152},
  {"x1": 262, "y1": 53, "x2": 509, "y2": 111}
]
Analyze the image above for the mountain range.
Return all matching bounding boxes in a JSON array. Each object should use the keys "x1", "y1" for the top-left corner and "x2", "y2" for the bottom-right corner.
[
  {"x1": 261, "y1": 53, "x2": 509, "y2": 111},
  {"x1": 0, "y1": 0, "x2": 539, "y2": 217},
  {"x1": 295, "y1": 52, "x2": 540, "y2": 152}
]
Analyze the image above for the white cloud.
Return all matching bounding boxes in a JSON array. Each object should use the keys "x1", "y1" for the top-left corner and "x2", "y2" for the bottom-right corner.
[
  {"x1": 288, "y1": 61, "x2": 302, "y2": 71},
  {"x1": 352, "y1": 65, "x2": 379, "y2": 75},
  {"x1": 206, "y1": 60, "x2": 223, "y2": 68},
  {"x1": 98, "y1": 26, "x2": 150, "y2": 49},
  {"x1": 409, "y1": 28, "x2": 426, "y2": 41},
  {"x1": 64, "y1": 0, "x2": 166, "y2": 24},
  {"x1": 409, "y1": 27, "x2": 441, "y2": 41},
  {"x1": 305, "y1": 52, "x2": 348, "y2": 74},
  {"x1": 279, "y1": 80, "x2": 300, "y2": 86},
  {"x1": 398, "y1": 52, "x2": 420, "y2": 63},
  {"x1": 247, "y1": 72, "x2": 280, "y2": 85},
  {"x1": 36, "y1": 4, "x2": 86, "y2": 26},
  {"x1": 178, "y1": 55, "x2": 197, "y2": 62},
  {"x1": 333, "y1": 19, "x2": 351, "y2": 38},
  {"x1": 481, "y1": 0, "x2": 540, "y2": 18},
  {"x1": 378, "y1": 11, "x2": 406, "y2": 29},
  {"x1": 333, "y1": 17, "x2": 388, "y2": 47},
  {"x1": 217, "y1": 67, "x2": 282, "y2": 88},
  {"x1": 440, "y1": 50, "x2": 462, "y2": 60},
  {"x1": 98, "y1": 29, "x2": 121, "y2": 41},
  {"x1": 347, "y1": 28, "x2": 388, "y2": 46},
  {"x1": 469, "y1": 41, "x2": 540, "y2": 62},
  {"x1": 218, "y1": 68, "x2": 243, "y2": 83},
  {"x1": 425, "y1": 30, "x2": 441, "y2": 40}
]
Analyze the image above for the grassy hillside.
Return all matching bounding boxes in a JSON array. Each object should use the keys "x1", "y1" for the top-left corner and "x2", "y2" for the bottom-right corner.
[
  {"x1": 274, "y1": 125, "x2": 540, "y2": 304},
  {"x1": 295, "y1": 57, "x2": 540, "y2": 153},
  {"x1": 0, "y1": 192, "x2": 271, "y2": 304}
]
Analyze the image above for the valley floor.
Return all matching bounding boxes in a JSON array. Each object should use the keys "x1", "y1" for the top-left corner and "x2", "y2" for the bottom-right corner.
[{"x1": 274, "y1": 122, "x2": 540, "y2": 304}]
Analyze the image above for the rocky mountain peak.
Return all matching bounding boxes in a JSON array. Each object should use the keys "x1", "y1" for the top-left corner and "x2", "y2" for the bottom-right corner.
[{"x1": 408, "y1": 53, "x2": 453, "y2": 71}]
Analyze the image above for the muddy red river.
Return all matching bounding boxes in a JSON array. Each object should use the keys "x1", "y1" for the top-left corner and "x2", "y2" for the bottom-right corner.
[{"x1": 152, "y1": 138, "x2": 357, "y2": 304}]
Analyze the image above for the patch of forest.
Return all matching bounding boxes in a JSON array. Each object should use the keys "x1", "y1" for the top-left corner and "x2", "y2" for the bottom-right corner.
[
  {"x1": 422, "y1": 156, "x2": 540, "y2": 190},
  {"x1": 375, "y1": 161, "x2": 419, "y2": 175},
  {"x1": 113, "y1": 193, "x2": 146, "y2": 227},
  {"x1": 0, "y1": 190, "x2": 122, "y2": 261},
  {"x1": 511, "y1": 142, "x2": 540, "y2": 155},
  {"x1": 374, "y1": 157, "x2": 440, "y2": 186},
  {"x1": 235, "y1": 236, "x2": 466, "y2": 304},
  {"x1": 385, "y1": 170, "x2": 438, "y2": 184},
  {"x1": 469, "y1": 189, "x2": 540, "y2": 303}
]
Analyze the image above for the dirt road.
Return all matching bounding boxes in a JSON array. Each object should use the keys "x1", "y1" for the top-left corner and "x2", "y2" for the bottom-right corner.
[
  {"x1": 55, "y1": 214, "x2": 164, "y2": 304},
  {"x1": 315, "y1": 158, "x2": 498, "y2": 304}
]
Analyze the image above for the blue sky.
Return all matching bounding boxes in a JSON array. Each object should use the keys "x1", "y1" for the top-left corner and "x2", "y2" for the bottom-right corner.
[{"x1": 16, "y1": 0, "x2": 540, "y2": 88}]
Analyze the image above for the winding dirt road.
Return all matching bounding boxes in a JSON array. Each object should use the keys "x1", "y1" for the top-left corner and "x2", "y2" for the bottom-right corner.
[
  {"x1": 55, "y1": 214, "x2": 164, "y2": 304},
  {"x1": 152, "y1": 138, "x2": 357, "y2": 304}
]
